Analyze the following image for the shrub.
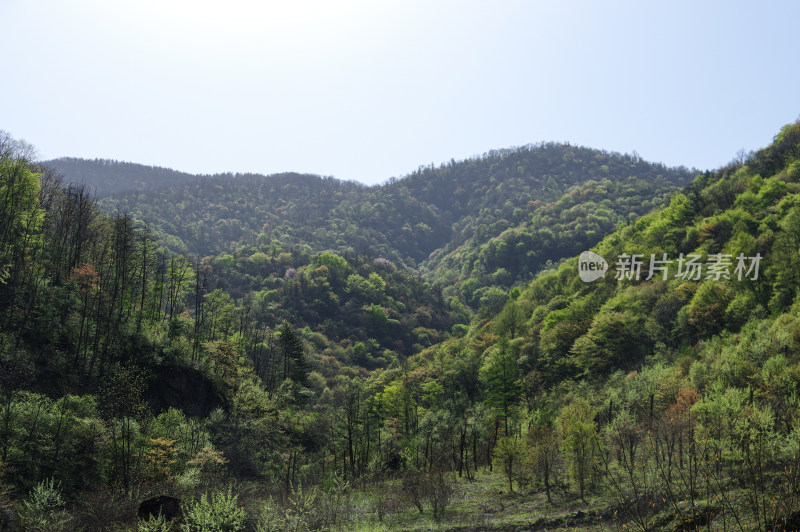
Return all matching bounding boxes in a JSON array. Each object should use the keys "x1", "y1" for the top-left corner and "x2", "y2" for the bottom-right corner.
[
  {"x1": 319, "y1": 474, "x2": 350, "y2": 527},
  {"x1": 253, "y1": 498, "x2": 283, "y2": 532},
  {"x1": 426, "y1": 472, "x2": 455, "y2": 523},
  {"x1": 401, "y1": 471, "x2": 455, "y2": 522},
  {"x1": 74, "y1": 487, "x2": 139, "y2": 529},
  {"x1": 283, "y1": 482, "x2": 320, "y2": 531},
  {"x1": 16, "y1": 479, "x2": 73, "y2": 532},
  {"x1": 181, "y1": 487, "x2": 246, "y2": 532},
  {"x1": 139, "y1": 511, "x2": 174, "y2": 532},
  {"x1": 253, "y1": 483, "x2": 321, "y2": 532}
]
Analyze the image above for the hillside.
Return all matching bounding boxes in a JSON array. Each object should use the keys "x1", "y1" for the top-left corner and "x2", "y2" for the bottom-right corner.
[
  {"x1": 43, "y1": 157, "x2": 202, "y2": 195},
  {"x1": 485, "y1": 121, "x2": 800, "y2": 382},
  {"x1": 398, "y1": 120, "x2": 800, "y2": 529},
  {"x1": 46, "y1": 145, "x2": 694, "y2": 313},
  {"x1": 4, "y1": 123, "x2": 800, "y2": 530}
]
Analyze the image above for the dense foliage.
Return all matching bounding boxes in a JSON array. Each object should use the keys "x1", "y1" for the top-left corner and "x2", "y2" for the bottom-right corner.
[
  {"x1": 420, "y1": 120, "x2": 800, "y2": 529},
  {"x1": 51, "y1": 146, "x2": 692, "y2": 310},
  {"x1": 3, "y1": 123, "x2": 800, "y2": 531}
]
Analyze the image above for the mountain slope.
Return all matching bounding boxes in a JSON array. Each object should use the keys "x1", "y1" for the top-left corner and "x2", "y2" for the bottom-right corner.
[
  {"x1": 368, "y1": 120, "x2": 800, "y2": 529},
  {"x1": 46, "y1": 144, "x2": 694, "y2": 303},
  {"x1": 485, "y1": 120, "x2": 800, "y2": 383}
]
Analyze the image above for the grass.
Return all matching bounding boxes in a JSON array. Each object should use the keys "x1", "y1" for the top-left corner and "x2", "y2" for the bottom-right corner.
[{"x1": 333, "y1": 469, "x2": 618, "y2": 531}]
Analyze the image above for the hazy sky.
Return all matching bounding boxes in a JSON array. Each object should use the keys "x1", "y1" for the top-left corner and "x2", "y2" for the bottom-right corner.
[{"x1": 3, "y1": 0, "x2": 799, "y2": 185}]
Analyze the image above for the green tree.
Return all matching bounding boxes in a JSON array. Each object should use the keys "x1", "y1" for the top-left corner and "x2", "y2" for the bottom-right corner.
[
  {"x1": 279, "y1": 322, "x2": 308, "y2": 391},
  {"x1": 98, "y1": 365, "x2": 147, "y2": 492},
  {"x1": 557, "y1": 397, "x2": 597, "y2": 501},
  {"x1": 570, "y1": 310, "x2": 648, "y2": 375},
  {"x1": 493, "y1": 436, "x2": 525, "y2": 492},
  {"x1": 481, "y1": 337, "x2": 520, "y2": 433},
  {"x1": 686, "y1": 282, "x2": 731, "y2": 339},
  {"x1": 525, "y1": 408, "x2": 560, "y2": 503},
  {"x1": 17, "y1": 478, "x2": 72, "y2": 532}
]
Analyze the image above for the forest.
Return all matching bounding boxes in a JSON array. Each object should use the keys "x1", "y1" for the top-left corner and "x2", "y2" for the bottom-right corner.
[{"x1": 1, "y1": 122, "x2": 800, "y2": 531}]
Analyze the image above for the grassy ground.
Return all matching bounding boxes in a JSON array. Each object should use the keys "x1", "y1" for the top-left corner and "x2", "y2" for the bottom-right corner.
[{"x1": 339, "y1": 469, "x2": 618, "y2": 531}]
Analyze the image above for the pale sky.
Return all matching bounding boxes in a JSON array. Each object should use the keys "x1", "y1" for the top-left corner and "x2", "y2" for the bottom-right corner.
[{"x1": 2, "y1": 0, "x2": 799, "y2": 184}]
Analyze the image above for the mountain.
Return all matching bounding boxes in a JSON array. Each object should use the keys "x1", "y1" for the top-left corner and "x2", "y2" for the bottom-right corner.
[
  {"x1": 45, "y1": 144, "x2": 694, "y2": 313},
  {"x1": 484, "y1": 121, "x2": 800, "y2": 382},
  {"x1": 43, "y1": 157, "x2": 202, "y2": 195},
  {"x1": 411, "y1": 120, "x2": 800, "y2": 526},
  {"x1": 6, "y1": 122, "x2": 800, "y2": 530}
]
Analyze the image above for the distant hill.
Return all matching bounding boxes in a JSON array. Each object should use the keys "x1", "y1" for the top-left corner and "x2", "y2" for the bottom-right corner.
[
  {"x1": 43, "y1": 145, "x2": 694, "y2": 311},
  {"x1": 42, "y1": 157, "x2": 202, "y2": 195}
]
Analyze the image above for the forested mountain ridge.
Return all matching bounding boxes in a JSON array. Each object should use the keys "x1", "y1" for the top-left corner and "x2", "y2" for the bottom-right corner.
[
  {"x1": 46, "y1": 144, "x2": 694, "y2": 313},
  {"x1": 43, "y1": 157, "x2": 202, "y2": 195},
  {"x1": 482, "y1": 121, "x2": 800, "y2": 383},
  {"x1": 421, "y1": 172, "x2": 684, "y2": 314}
]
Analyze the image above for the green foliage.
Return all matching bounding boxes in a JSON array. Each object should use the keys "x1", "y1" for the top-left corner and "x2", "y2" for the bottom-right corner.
[
  {"x1": 480, "y1": 337, "x2": 520, "y2": 430},
  {"x1": 252, "y1": 498, "x2": 284, "y2": 532},
  {"x1": 253, "y1": 483, "x2": 323, "y2": 531},
  {"x1": 524, "y1": 415, "x2": 560, "y2": 502},
  {"x1": 282, "y1": 482, "x2": 320, "y2": 530},
  {"x1": 4, "y1": 123, "x2": 800, "y2": 530},
  {"x1": 686, "y1": 282, "x2": 732, "y2": 338},
  {"x1": 72, "y1": 145, "x2": 689, "y2": 273},
  {"x1": 138, "y1": 511, "x2": 174, "y2": 532},
  {"x1": 17, "y1": 479, "x2": 73, "y2": 532},
  {"x1": 181, "y1": 487, "x2": 246, "y2": 532},
  {"x1": 279, "y1": 321, "x2": 308, "y2": 388},
  {"x1": 570, "y1": 310, "x2": 649, "y2": 375},
  {"x1": 493, "y1": 436, "x2": 525, "y2": 492},
  {"x1": 557, "y1": 397, "x2": 597, "y2": 500},
  {"x1": 319, "y1": 473, "x2": 351, "y2": 528}
]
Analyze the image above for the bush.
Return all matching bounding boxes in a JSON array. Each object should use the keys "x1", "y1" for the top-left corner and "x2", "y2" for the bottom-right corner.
[
  {"x1": 0, "y1": 460, "x2": 15, "y2": 530},
  {"x1": 253, "y1": 483, "x2": 321, "y2": 532},
  {"x1": 401, "y1": 472, "x2": 426, "y2": 514},
  {"x1": 139, "y1": 511, "x2": 175, "y2": 532},
  {"x1": 16, "y1": 479, "x2": 73, "y2": 532},
  {"x1": 73, "y1": 488, "x2": 139, "y2": 530},
  {"x1": 282, "y1": 482, "x2": 320, "y2": 531},
  {"x1": 426, "y1": 472, "x2": 455, "y2": 523},
  {"x1": 401, "y1": 471, "x2": 455, "y2": 522},
  {"x1": 181, "y1": 487, "x2": 246, "y2": 532},
  {"x1": 319, "y1": 474, "x2": 350, "y2": 527},
  {"x1": 370, "y1": 486, "x2": 402, "y2": 523},
  {"x1": 253, "y1": 498, "x2": 283, "y2": 532}
]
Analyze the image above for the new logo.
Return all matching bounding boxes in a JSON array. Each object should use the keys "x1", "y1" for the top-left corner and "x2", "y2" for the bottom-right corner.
[{"x1": 578, "y1": 251, "x2": 608, "y2": 282}]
